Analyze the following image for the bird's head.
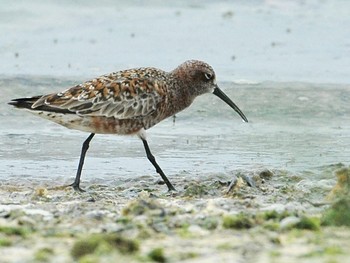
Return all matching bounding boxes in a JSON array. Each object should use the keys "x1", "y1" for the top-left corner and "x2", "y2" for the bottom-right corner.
[{"x1": 172, "y1": 60, "x2": 248, "y2": 122}]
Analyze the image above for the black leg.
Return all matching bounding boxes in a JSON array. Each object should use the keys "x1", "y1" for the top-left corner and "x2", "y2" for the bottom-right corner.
[
  {"x1": 69, "y1": 133, "x2": 95, "y2": 192},
  {"x1": 141, "y1": 138, "x2": 176, "y2": 191}
]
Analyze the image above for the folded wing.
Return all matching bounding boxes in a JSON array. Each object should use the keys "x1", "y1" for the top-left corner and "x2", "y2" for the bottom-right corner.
[{"x1": 32, "y1": 71, "x2": 166, "y2": 120}]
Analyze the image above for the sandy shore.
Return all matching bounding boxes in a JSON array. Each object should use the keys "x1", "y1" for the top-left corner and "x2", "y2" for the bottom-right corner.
[{"x1": 1, "y1": 164, "x2": 350, "y2": 262}]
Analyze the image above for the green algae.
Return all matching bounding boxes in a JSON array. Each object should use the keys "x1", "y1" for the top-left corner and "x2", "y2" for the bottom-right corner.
[
  {"x1": 301, "y1": 245, "x2": 344, "y2": 258},
  {"x1": 176, "y1": 224, "x2": 193, "y2": 238},
  {"x1": 34, "y1": 247, "x2": 54, "y2": 262},
  {"x1": 198, "y1": 216, "x2": 219, "y2": 230},
  {"x1": 222, "y1": 213, "x2": 254, "y2": 229},
  {"x1": 322, "y1": 167, "x2": 350, "y2": 227},
  {"x1": 183, "y1": 182, "x2": 210, "y2": 197},
  {"x1": 178, "y1": 251, "x2": 199, "y2": 260},
  {"x1": 260, "y1": 210, "x2": 292, "y2": 221},
  {"x1": 0, "y1": 237, "x2": 12, "y2": 247},
  {"x1": 71, "y1": 235, "x2": 106, "y2": 259},
  {"x1": 78, "y1": 255, "x2": 100, "y2": 263},
  {"x1": 116, "y1": 216, "x2": 132, "y2": 225},
  {"x1": 222, "y1": 211, "x2": 320, "y2": 231},
  {"x1": 122, "y1": 197, "x2": 164, "y2": 217},
  {"x1": 148, "y1": 247, "x2": 166, "y2": 262},
  {"x1": 295, "y1": 216, "x2": 320, "y2": 231},
  {"x1": 0, "y1": 226, "x2": 31, "y2": 237},
  {"x1": 71, "y1": 234, "x2": 139, "y2": 260},
  {"x1": 322, "y1": 197, "x2": 350, "y2": 227},
  {"x1": 262, "y1": 221, "x2": 280, "y2": 231}
]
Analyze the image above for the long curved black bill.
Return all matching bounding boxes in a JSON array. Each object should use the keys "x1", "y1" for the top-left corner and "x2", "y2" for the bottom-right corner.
[{"x1": 213, "y1": 86, "x2": 248, "y2": 122}]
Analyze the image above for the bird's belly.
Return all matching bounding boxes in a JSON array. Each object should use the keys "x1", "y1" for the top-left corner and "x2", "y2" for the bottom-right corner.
[{"x1": 33, "y1": 111, "x2": 144, "y2": 134}]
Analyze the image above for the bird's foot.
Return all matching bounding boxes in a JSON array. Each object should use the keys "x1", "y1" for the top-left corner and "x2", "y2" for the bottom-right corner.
[
  {"x1": 155, "y1": 179, "x2": 177, "y2": 192},
  {"x1": 66, "y1": 182, "x2": 86, "y2": 193},
  {"x1": 167, "y1": 185, "x2": 176, "y2": 192},
  {"x1": 165, "y1": 182, "x2": 176, "y2": 192}
]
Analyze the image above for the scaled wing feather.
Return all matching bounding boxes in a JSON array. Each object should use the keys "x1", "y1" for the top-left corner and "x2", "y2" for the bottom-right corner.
[{"x1": 32, "y1": 73, "x2": 165, "y2": 119}]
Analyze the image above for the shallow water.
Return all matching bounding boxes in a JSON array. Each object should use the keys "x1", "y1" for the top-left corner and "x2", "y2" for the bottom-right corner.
[{"x1": 1, "y1": 78, "x2": 349, "y2": 189}]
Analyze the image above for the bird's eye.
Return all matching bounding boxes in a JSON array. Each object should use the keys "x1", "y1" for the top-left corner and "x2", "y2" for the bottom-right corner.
[{"x1": 204, "y1": 73, "x2": 213, "y2": 80}]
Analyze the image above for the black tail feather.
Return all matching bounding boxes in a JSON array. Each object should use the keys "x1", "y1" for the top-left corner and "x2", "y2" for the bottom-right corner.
[
  {"x1": 8, "y1": 97, "x2": 73, "y2": 114},
  {"x1": 8, "y1": 96, "x2": 42, "y2": 109}
]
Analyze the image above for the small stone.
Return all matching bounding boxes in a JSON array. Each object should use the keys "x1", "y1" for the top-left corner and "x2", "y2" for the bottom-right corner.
[
  {"x1": 187, "y1": 225, "x2": 209, "y2": 236},
  {"x1": 23, "y1": 209, "x2": 53, "y2": 221},
  {"x1": 259, "y1": 169, "x2": 274, "y2": 180},
  {"x1": 35, "y1": 187, "x2": 48, "y2": 197},
  {"x1": 17, "y1": 216, "x2": 36, "y2": 226},
  {"x1": 279, "y1": 216, "x2": 300, "y2": 230}
]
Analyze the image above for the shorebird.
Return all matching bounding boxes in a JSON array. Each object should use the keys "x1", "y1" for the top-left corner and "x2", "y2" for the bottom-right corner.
[{"x1": 9, "y1": 60, "x2": 248, "y2": 192}]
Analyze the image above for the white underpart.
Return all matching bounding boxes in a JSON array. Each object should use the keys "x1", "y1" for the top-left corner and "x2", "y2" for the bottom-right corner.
[
  {"x1": 137, "y1": 128, "x2": 147, "y2": 140},
  {"x1": 25, "y1": 109, "x2": 89, "y2": 132}
]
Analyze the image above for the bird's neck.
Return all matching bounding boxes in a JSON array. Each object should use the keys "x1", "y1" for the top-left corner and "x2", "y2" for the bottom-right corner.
[
  {"x1": 167, "y1": 70, "x2": 195, "y2": 115},
  {"x1": 167, "y1": 84, "x2": 193, "y2": 116}
]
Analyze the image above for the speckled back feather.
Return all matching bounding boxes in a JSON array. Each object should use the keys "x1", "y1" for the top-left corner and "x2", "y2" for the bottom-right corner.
[{"x1": 32, "y1": 68, "x2": 168, "y2": 119}]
